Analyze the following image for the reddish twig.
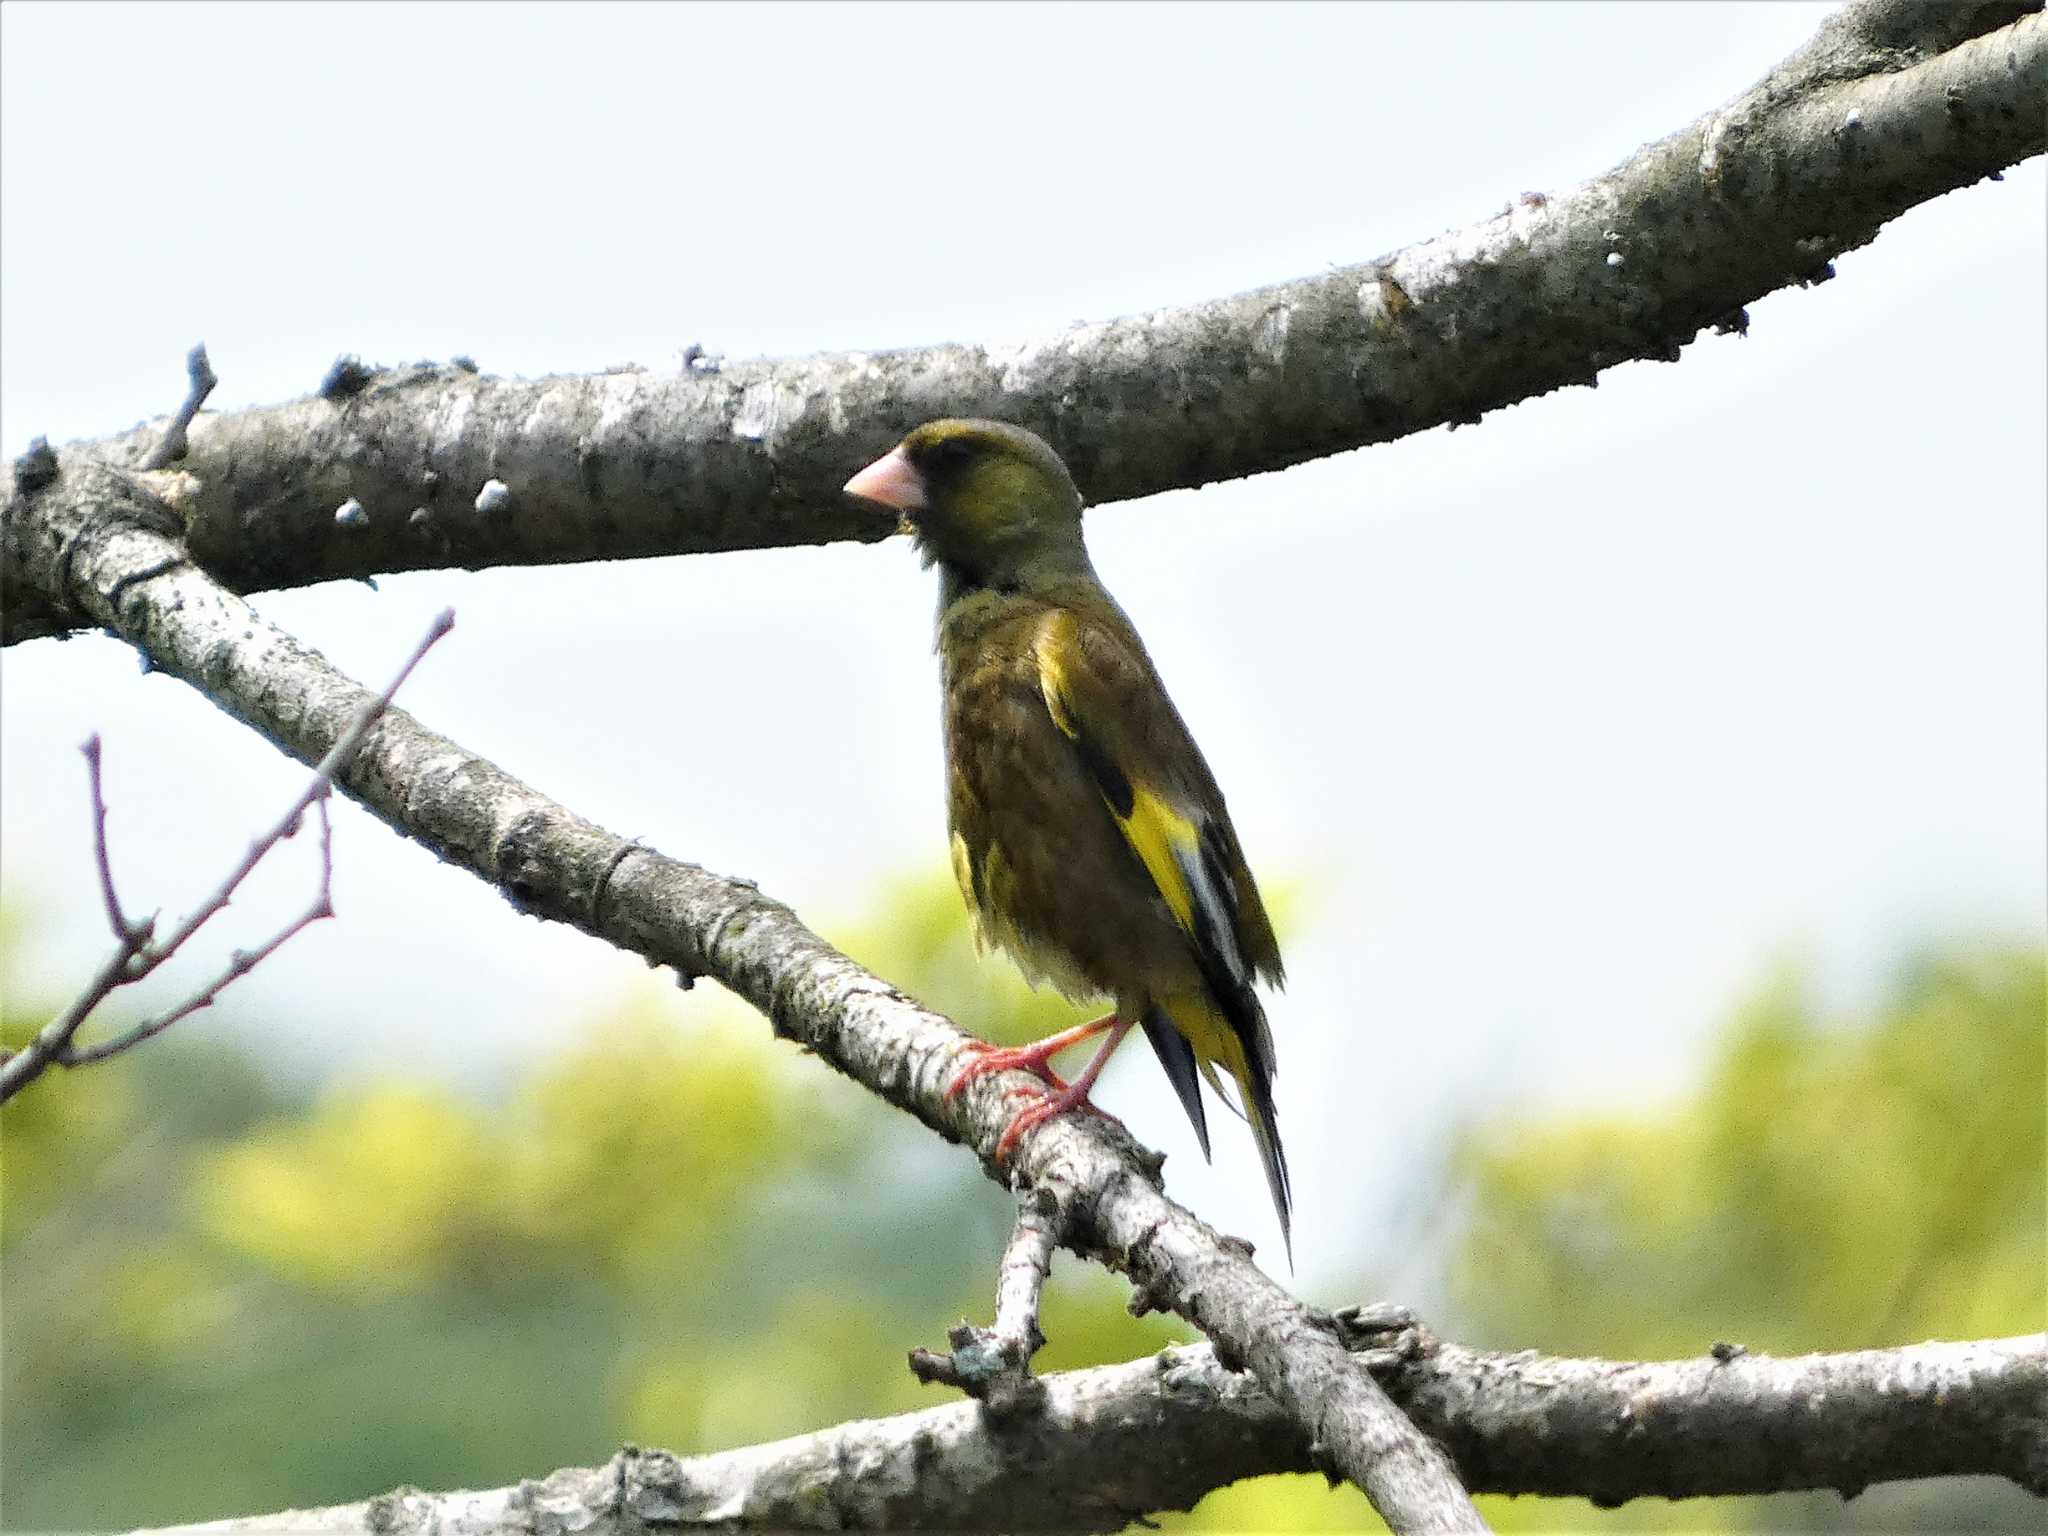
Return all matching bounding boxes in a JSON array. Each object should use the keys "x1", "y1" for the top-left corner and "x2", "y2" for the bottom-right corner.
[
  {"x1": 63, "y1": 799, "x2": 335, "y2": 1067},
  {"x1": 83, "y1": 733, "x2": 147, "y2": 944},
  {"x1": 0, "y1": 609, "x2": 453, "y2": 1102}
]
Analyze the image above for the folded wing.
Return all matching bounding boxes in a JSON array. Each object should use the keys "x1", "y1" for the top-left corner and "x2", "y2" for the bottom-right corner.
[{"x1": 1033, "y1": 607, "x2": 1292, "y2": 1252}]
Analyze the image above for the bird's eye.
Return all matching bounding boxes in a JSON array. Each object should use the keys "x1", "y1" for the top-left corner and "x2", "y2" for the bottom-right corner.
[{"x1": 924, "y1": 437, "x2": 975, "y2": 473}]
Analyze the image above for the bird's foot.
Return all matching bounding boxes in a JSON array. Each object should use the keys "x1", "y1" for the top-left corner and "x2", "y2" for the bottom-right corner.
[
  {"x1": 992, "y1": 1081, "x2": 1121, "y2": 1163},
  {"x1": 943, "y1": 1012, "x2": 1115, "y2": 1101},
  {"x1": 945, "y1": 1039, "x2": 1069, "y2": 1100}
]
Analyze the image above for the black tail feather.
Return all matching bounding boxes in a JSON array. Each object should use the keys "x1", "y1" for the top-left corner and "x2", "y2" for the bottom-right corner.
[
  {"x1": 1140, "y1": 1004, "x2": 1211, "y2": 1161},
  {"x1": 1242, "y1": 1052, "x2": 1292, "y2": 1267}
]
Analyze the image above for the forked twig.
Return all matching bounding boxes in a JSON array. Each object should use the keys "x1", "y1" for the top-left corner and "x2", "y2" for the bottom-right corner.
[
  {"x1": 0, "y1": 609, "x2": 454, "y2": 1102},
  {"x1": 64, "y1": 799, "x2": 336, "y2": 1067}
]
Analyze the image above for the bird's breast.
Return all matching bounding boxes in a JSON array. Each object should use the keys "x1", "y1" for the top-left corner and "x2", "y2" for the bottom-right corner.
[{"x1": 941, "y1": 637, "x2": 1192, "y2": 1004}]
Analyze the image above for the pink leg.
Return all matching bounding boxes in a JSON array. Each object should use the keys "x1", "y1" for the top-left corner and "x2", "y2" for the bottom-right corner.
[
  {"x1": 993, "y1": 1014, "x2": 1137, "y2": 1162},
  {"x1": 945, "y1": 1011, "x2": 1117, "y2": 1101}
]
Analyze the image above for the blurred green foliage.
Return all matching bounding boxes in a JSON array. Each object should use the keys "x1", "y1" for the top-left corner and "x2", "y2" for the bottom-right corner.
[
  {"x1": 0, "y1": 881, "x2": 1189, "y2": 1529},
  {"x1": 3, "y1": 883, "x2": 2040, "y2": 1534},
  {"x1": 1453, "y1": 943, "x2": 2045, "y2": 1535}
]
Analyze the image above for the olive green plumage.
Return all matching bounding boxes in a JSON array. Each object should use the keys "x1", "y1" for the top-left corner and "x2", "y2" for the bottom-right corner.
[{"x1": 848, "y1": 419, "x2": 1292, "y2": 1255}]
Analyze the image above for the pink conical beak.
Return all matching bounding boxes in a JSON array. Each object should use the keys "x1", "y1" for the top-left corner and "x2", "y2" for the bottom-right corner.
[{"x1": 843, "y1": 445, "x2": 927, "y2": 519}]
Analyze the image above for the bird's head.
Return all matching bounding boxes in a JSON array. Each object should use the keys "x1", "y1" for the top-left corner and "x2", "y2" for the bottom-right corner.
[{"x1": 844, "y1": 419, "x2": 1086, "y2": 589}]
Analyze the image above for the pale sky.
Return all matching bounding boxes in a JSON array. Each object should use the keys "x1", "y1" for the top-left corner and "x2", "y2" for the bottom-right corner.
[{"x1": 3, "y1": 2, "x2": 2042, "y2": 1283}]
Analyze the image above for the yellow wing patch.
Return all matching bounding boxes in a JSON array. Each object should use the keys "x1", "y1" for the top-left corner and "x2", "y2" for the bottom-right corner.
[
  {"x1": 1035, "y1": 612, "x2": 1202, "y2": 936},
  {"x1": 1118, "y1": 785, "x2": 1201, "y2": 933},
  {"x1": 949, "y1": 830, "x2": 987, "y2": 952},
  {"x1": 949, "y1": 830, "x2": 976, "y2": 911},
  {"x1": 1037, "y1": 621, "x2": 1079, "y2": 735}
]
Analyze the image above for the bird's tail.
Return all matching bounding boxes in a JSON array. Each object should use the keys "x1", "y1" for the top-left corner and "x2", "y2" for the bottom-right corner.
[
  {"x1": 1140, "y1": 1004, "x2": 1212, "y2": 1161},
  {"x1": 1235, "y1": 1040, "x2": 1292, "y2": 1268},
  {"x1": 1161, "y1": 991, "x2": 1292, "y2": 1267}
]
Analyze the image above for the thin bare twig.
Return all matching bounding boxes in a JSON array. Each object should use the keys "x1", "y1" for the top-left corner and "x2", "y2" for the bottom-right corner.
[
  {"x1": 0, "y1": 610, "x2": 453, "y2": 1103},
  {"x1": 63, "y1": 799, "x2": 336, "y2": 1067},
  {"x1": 138, "y1": 343, "x2": 218, "y2": 471},
  {"x1": 909, "y1": 1180, "x2": 1067, "y2": 1418},
  {"x1": 83, "y1": 734, "x2": 147, "y2": 943}
]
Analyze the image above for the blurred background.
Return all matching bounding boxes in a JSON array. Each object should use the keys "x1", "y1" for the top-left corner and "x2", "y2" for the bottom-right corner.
[{"x1": 2, "y1": 3, "x2": 2041, "y2": 1531}]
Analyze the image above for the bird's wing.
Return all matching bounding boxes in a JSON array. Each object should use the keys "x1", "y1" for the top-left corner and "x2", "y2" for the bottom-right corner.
[
  {"x1": 1032, "y1": 605, "x2": 1291, "y2": 1250},
  {"x1": 1031, "y1": 606, "x2": 1283, "y2": 997}
]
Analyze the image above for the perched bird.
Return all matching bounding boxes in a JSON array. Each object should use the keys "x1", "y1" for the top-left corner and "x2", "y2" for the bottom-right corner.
[{"x1": 844, "y1": 420, "x2": 1292, "y2": 1256}]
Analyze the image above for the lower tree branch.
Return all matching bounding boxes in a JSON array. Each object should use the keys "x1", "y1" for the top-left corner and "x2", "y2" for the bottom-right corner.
[
  {"x1": 1391, "y1": 1329, "x2": 2048, "y2": 1506},
  {"x1": 126, "y1": 1333, "x2": 2048, "y2": 1535}
]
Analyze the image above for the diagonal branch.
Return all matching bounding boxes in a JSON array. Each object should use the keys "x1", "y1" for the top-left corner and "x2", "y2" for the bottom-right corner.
[
  {"x1": 4, "y1": 0, "x2": 2040, "y2": 645},
  {"x1": 22, "y1": 482, "x2": 1482, "y2": 1529},
  {"x1": 123, "y1": 1333, "x2": 2048, "y2": 1535}
]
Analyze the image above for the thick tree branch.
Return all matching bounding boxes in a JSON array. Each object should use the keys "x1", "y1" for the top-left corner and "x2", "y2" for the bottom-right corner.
[
  {"x1": 5, "y1": 0, "x2": 2039, "y2": 645},
  {"x1": 127, "y1": 1334, "x2": 2048, "y2": 1534}
]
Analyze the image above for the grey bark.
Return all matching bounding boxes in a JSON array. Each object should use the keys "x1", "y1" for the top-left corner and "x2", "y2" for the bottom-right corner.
[
  {"x1": 126, "y1": 1333, "x2": 2047, "y2": 1534},
  {"x1": 908, "y1": 1183, "x2": 1066, "y2": 1417},
  {"x1": 6, "y1": 0, "x2": 2041, "y2": 646}
]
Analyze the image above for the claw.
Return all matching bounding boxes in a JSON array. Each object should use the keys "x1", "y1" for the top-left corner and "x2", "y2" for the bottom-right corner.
[
  {"x1": 996, "y1": 1097, "x2": 1059, "y2": 1162},
  {"x1": 992, "y1": 1085, "x2": 1120, "y2": 1162}
]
